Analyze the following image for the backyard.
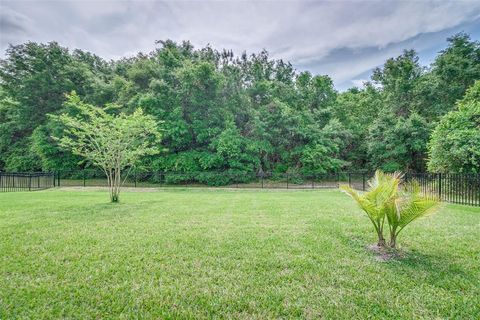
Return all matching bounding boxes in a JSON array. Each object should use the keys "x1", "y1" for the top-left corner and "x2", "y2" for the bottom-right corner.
[{"x1": 1, "y1": 188, "x2": 479, "y2": 318}]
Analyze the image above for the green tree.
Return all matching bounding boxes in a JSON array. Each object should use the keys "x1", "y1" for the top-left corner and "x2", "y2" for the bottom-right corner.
[
  {"x1": 367, "y1": 50, "x2": 431, "y2": 172},
  {"x1": 431, "y1": 33, "x2": 480, "y2": 116},
  {"x1": 333, "y1": 84, "x2": 382, "y2": 169},
  {"x1": 1, "y1": 34, "x2": 479, "y2": 181},
  {"x1": 341, "y1": 171, "x2": 401, "y2": 247},
  {"x1": 52, "y1": 92, "x2": 161, "y2": 202},
  {"x1": 368, "y1": 112, "x2": 430, "y2": 172},
  {"x1": 427, "y1": 81, "x2": 480, "y2": 173},
  {"x1": 0, "y1": 42, "x2": 111, "y2": 171},
  {"x1": 342, "y1": 171, "x2": 440, "y2": 248}
]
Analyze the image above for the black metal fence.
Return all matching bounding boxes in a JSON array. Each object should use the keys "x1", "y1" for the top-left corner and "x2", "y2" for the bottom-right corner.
[
  {"x1": 342, "y1": 172, "x2": 480, "y2": 206},
  {"x1": 55, "y1": 170, "x2": 343, "y2": 190},
  {"x1": 405, "y1": 173, "x2": 480, "y2": 206},
  {"x1": 2, "y1": 170, "x2": 479, "y2": 207},
  {"x1": 0, "y1": 172, "x2": 55, "y2": 192}
]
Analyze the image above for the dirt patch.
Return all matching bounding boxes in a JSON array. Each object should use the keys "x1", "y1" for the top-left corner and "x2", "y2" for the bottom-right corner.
[{"x1": 367, "y1": 244, "x2": 403, "y2": 262}]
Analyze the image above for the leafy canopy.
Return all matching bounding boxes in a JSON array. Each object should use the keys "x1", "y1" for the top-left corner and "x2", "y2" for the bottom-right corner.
[
  {"x1": 52, "y1": 92, "x2": 161, "y2": 201},
  {"x1": 1, "y1": 33, "x2": 479, "y2": 179},
  {"x1": 428, "y1": 81, "x2": 480, "y2": 173}
]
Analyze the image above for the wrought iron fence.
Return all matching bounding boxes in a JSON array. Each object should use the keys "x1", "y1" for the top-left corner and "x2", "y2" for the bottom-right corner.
[
  {"x1": 0, "y1": 172, "x2": 55, "y2": 192},
  {"x1": 54, "y1": 170, "x2": 342, "y2": 189},
  {"x1": 404, "y1": 173, "x2": 480, "y2": 206},
  {"x1": 2, "y1": 170, "x2": 479, "y2": 206}
]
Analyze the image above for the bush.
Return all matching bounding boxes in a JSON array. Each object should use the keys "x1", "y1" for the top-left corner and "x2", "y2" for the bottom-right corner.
[{"x1": 341, "y1": 170, "x2": 440, "y2": 249}]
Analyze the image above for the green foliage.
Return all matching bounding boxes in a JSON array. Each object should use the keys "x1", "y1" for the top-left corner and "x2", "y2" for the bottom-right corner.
[
  {"x1": 333, "y1": 85, "x2": 382, "y2": 169},
  {"x1": 367, "y1": 112, "x2": 430, "y2": 172},
  {"x1": 384, "y1": 182, "x2": 440, "y2": 248},
  {"x1": 427, "y1": 81, "x2": 480, "y2": 173},
  {"x1": 52, "y1": 92, "x2": 161, "y2": 202},
  {"x1": 0, "y1": 42, "x2": 114, "y2": 171},
  {"x1": 342, "y1": 170, "x2": 440, "y2": 248},
  {"x1": 1, "y1": 33, "x2": 479, "y2": 179},
  {"x1": 341, "y1": 171, "x2": 401, "y2": 246},
  {"x1": 432, "y1": 33, "x2": 480, "y2": 114},
  {"x1": 363, "y1": 34, "x2": 480, "y2": 172}
]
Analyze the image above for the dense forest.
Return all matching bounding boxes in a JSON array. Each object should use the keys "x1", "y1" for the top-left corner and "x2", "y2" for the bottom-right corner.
[{"x1": 1, "y1": 33, "x2": 479, "y2": 180}]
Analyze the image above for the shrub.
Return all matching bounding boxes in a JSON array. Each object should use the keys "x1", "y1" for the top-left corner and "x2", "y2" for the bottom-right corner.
[
  {"x1": 342, "y1": 170, "x2": 440, "y2": 249},
  {"x1": 341, "y1": 171, "x2": 401, "y2": 247}
]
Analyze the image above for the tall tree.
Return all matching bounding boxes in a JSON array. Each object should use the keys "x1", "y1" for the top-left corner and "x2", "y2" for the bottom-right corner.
[
  {"x1": 427, "y1": 81, "x2": 480, "y2": 173},
  {"x1": 367, "y1": 50, "x2": 429, "y2": 172}
]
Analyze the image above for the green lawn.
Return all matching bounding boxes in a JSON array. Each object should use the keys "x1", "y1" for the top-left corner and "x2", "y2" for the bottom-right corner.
[{"x1": 1, "y1": 189, "x2": 479, "y2": 319}]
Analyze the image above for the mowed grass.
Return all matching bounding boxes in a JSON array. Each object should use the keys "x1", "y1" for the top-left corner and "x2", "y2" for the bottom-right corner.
[{"x1": 1, "y1": 189, "x2": 479, "y2": 319}]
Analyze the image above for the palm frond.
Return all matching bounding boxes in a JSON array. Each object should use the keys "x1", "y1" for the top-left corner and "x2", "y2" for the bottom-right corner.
[
  {"x1": 340, "y1": 185, "x2": 379, "y2": 219},
  {"x1": 397, "y1": 196, "x2": 439, "y2": 228},
  {"x1": 341, "y1": 170, "x2": 441, "y2": 248}
]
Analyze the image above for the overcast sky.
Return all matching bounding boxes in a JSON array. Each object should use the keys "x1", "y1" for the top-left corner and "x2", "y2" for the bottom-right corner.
[{"x1": 1, "y1": 0, "x2": 480, "y2": 90}]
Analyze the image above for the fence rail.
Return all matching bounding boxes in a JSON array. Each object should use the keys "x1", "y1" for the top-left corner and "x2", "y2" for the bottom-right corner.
[
  {"x1": 0, "y1": 172, "x2": 55, "y2": 192},
  {"x1": 405, "y1": 173, "x2": 480, "y2": 206},
  {"x1": 2, "y1": 170, "x2": 479, "y2": 207},
  {"x1": 55, "y1": 170, "x2": 342, "y2": 190}
]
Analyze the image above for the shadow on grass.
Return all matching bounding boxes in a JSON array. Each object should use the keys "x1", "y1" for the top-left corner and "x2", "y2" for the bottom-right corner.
[
  {"x1": 329, "y1": 227, "x2": 476, "y2": 287},
  {"x1": 380, "y1": 248, "x2": 477, "y2": 289}
]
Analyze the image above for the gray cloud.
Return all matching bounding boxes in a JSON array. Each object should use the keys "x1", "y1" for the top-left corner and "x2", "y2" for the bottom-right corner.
[
  {"x1": 0, "y1": 14, "x2": 26, "y2": 34},
  {"x1": 0, "y1": 5, "x2": 35, "y2": 47},
  {"x1": 1, "y1": 0, "x2": 479, "y2": 89}
]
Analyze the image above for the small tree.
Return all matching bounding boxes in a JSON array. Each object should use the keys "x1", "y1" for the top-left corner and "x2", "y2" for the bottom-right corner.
[
  {"x1": 341, "y1": 171, "x2": 401, "y2": 247},
  {"x1": 342, "y1": 170, "x2": 441, "y2": 249},
  {"x1": 52, "y1": 92, "x2": 161, "y2": 202}
]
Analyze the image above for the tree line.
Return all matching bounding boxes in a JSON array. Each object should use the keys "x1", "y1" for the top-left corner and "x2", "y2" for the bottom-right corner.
[{"x1": 0, "y1": 33, "x2": 479, "y2": 183}]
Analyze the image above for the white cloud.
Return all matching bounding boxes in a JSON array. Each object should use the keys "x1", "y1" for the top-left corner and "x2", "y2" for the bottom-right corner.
[
  {"x1": 350, "y1": 78, "x2": 369, "y2": 88},
  {"x1": 1, "y1": 0, "x2": 479, "y2": 88}
]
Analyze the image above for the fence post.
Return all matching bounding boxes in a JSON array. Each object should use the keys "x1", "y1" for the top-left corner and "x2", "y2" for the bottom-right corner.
[
  {"x1": 83, "y1": 170, "x2": 86, "y2": 187},
  {"x1": 58, "y1": 171, "x2": 60, "y2": 187},
  {"x1": 477, "y1": 174, "x2": 480, "y2": 206},
  {"x1": 286, "y1": 173, "x2": 289, "y2": 189},
  {"x1": 348, "y1": 173, "x2": 351, "y2": 187},
  {"x1": 362, "y1": 173, "x2": 366, "y2": 191},
  {"x1": 134, "y1": 171, "x2": 137, "y2": 188},
  {"x1": 438, "y1": 173, "x2": 442, "y2": 200},
  {"x1": 261, "y1": 174, "x2": 264, "y2": 189},
  {"x1": 29, "y1": 174, "x2": 32, "y2": 191}
]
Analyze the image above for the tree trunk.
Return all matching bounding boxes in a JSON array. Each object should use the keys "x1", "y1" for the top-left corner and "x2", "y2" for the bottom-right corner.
[
  {"x1": 114, "y1": 170, "x2": 120, "y2": 203},
  {"x1": 377, "y1": 229, "x2": 386, "y2": 247},
  {"x1": 377, "y1": 237, "x2": 386, "y2": 247},
  {"x1": 109, "y1": 168, "x2": 120, "y2": 203},
  {"x1": 111, "y1": 193, "x2": 119, "y2": 203},
  {"x1": 389, "y1": 233, "x2": 397, "y2": 249}
]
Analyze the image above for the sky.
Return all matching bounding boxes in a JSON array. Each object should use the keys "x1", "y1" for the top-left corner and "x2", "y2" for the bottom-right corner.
[{"x1": 1, "y1": 0, "x2": 480, "y2": 90}]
